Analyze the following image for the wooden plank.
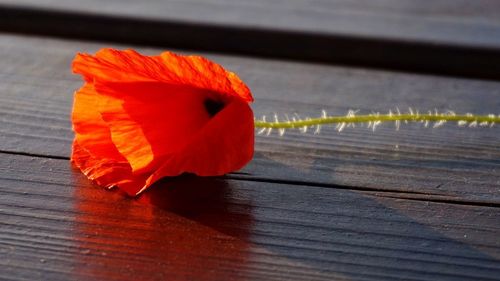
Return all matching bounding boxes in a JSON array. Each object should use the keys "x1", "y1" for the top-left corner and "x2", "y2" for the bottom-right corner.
[
  {"x1": 1, "y1": 152, "x2": 500, "y2": 281},
  {"x1": 0, "y1": 34, "x2": 499, "y2": 203},
  {"x1": 2, "y1": 0, "x2": 500, "y2": 47},
  {"x1": 1, "y1": 2, "x2": 500, "y2": 79}
]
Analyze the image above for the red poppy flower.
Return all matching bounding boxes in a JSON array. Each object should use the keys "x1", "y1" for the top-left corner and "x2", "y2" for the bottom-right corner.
[{"x1": 71, "y1": 49, "x2": 254, "y2": 196}]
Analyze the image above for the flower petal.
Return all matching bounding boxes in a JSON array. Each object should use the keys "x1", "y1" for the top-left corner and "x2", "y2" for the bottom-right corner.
[
  {"x1": 71, "y1": 49, "x2": 255, "y2": 196},
  {"x1": 73, "y1": 49, "x2": 253, "y2": 102},
  {"x1": 94, "y1": 81, "x2": 220, "y2": 173},
  {"x1": 71, "y1": 139, "x2": 130, "y2": 189},
  {"x1": 71, "y1": 83, "x2": 126, "y2": 162},
  {"x1": 138, "y1": 98, "x2": 254, "y2": 195},
  {"x1": 72, "y1": 139, "x2": 150, "y2": 196},
  {"x1": 71, "y1": 83, "x2": 152, "y2": 195}
]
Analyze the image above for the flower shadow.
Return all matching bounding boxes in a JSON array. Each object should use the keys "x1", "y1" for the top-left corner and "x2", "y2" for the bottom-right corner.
[
  {"x1": 233, "y1": 150, "x2": 500, "y2": 280},
  {"x1": 138, "y1": 174, "x2": 254, "y2": 239}
]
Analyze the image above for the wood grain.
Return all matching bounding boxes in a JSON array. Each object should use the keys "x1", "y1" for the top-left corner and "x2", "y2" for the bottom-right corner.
[
  {"x1": 0, "y1": 34, "x2": 498, "y2": 203},
  {"x1": 1, "y1": 2, "x2": 500, "y2": 78},
  {"x1": 2, "y1": 0, "x2": 500, "y2": 47},
  {"x1": 1, "y1": 152, "x2": 500, "y2": 281},
  {"x1": 0, "y1": 1, "x2": 499, "y2": 280}
]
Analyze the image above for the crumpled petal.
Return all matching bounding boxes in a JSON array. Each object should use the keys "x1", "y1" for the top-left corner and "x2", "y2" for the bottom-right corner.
[
  {"x1": 73, "y1": 49, "x2": 253, "y2": 102},
  {"x1": 71, "y1": 83, "x2": 130, "y2": 185},
  {"x1": 141, "y1": 98, "x2": 254, "y2": 194},
  {"x1": 70, "y1": 48, "x2": 255, "y2": 196},
  {"x1": 93, "y1": 81, "x2": 215, "y2": 173},
  {"x1": 71, "y1": 140, "x2": 133, "y2": 188}
]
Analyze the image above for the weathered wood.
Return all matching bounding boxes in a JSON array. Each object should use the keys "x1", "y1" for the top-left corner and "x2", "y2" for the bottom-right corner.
[
  {"x1": 1, "y1": 2, "x2": 500, "y2": 78},
  {"x1": 1, "y1": 152, "x2": 499, "y2": 281},
  {"x1": 3, "y1": 0, "x2": 500, "y2": 47},
  {"x1": 0, "y1": 1, "x2": 498, "y2": 280},
  {"x1": 0, "y1": 34, "x2": 498, "y2": 203}
]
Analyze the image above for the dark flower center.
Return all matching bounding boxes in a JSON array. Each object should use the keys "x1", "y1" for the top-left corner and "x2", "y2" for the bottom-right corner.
[{"x1": 204, "y1": 99, "x2": 225, "y2": 117}]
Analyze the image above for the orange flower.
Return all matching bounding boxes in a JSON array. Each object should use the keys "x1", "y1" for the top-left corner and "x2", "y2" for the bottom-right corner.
[{"x1": 71, "y1": 49, "x2": 254, "y2": 196}]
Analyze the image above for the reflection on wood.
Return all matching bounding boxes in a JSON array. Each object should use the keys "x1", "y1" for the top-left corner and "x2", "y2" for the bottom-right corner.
[
  {"x1": 73, "y1": 176, "x2": 254, "y2": 280},
  {"x1": 1, "y1": 154, "x2": 499, "y2": 280}
]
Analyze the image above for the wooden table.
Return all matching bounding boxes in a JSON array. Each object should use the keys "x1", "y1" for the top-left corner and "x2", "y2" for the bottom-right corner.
[{"x1": 0, "y1": 1, "x2": 499, "y2": 280}]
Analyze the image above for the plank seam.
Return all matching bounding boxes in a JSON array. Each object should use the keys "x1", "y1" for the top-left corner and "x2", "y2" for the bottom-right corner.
[
  {"x1": 0, "y1": 4, "x2": 500, "y2": 80},
  {"x1": 1, "y1": 150, "x2": 499, "y2": 207},
  {"x1": 0, "y1": 149, "x2": 69, "y2": 160}
]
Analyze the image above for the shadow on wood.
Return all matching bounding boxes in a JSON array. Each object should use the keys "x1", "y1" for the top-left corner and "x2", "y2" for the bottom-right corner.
[
  {"x1": 1, "y1": 151, "x2": 499, "y2": 280},
  {"x1": 139, "y1": 175, "x2": 255, "y2": 239}
]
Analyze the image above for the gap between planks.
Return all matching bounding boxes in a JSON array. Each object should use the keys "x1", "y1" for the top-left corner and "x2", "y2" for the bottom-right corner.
[
  {"x1": 1, "y1": 151, "x2": 500, "y2": 281},
  {"x1": 1, "y1": 150, "x2": 498, "y2": 208},
  {"x1": 0, "y1": 4, "x2": 499, "y2": 80}
]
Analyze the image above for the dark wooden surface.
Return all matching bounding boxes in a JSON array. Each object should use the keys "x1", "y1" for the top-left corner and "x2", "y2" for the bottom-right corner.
[
  {"x1": 0, "y1": 1, "x2": 499, "y2": 281},
  {"x1": 2, "y1": 153, "x2": 500, "y2": 281},
  {"x1": 3, "y1": 0, "x2": 500, "y2": 46},
  {"x1": 1, "y1": 2, "x2": 500, "y2": 79},
  {"x1": 0, "y1": 34, "x2": 498, "y2": 204}
]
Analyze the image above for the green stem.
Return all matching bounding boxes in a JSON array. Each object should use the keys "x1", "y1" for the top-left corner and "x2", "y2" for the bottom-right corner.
[{"x1": 254, "y1": 114, "x2": 499, "y2": 129}]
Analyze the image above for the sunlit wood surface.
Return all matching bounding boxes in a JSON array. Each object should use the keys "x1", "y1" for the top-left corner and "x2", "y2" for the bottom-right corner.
[{"x1": 0, "y1": 2, "x2": 499, "y2": 280}]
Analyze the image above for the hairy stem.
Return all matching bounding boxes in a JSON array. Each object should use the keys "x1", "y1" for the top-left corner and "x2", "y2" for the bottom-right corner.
[{"x1": 254, "y1": 114, "x2": 499, "y2": 129}]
